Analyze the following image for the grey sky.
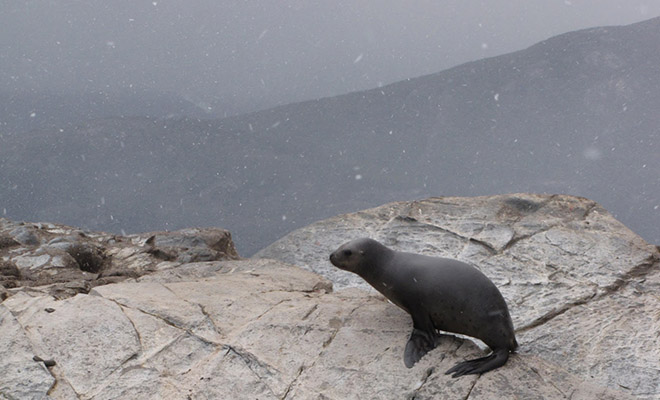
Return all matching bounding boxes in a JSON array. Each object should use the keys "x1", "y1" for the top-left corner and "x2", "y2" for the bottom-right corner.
[{"x1": 2, "y1": 1, "x2": 660, "y2": 115}]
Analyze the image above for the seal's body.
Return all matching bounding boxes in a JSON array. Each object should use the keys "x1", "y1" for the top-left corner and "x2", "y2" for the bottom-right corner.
[{"x1": 329, "y1": 238, "x2": 517, "y2": 377}]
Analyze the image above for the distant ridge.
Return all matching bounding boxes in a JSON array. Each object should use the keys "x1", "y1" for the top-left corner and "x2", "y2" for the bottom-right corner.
[{"x1": 2, "y1": 17, "x2": 659, "y2": 254}]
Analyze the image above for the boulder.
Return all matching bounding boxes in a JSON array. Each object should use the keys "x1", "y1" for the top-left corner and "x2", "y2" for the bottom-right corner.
[{"x1": 257, "y1": 193, "x2": 660, "y2": 398}]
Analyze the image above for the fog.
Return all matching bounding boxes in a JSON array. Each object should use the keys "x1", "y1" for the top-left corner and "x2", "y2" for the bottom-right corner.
[
  {"x1": 2, "y1": 2, "x2": 660, "y2": 253},
  {"x1": 3, "y1": 1, "x2": 660, "y2": 116}
]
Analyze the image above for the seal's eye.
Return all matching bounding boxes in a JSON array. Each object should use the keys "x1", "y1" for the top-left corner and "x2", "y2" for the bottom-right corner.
[{"x1": 343, "y1": 249, "x2": 353, "y2": 257}]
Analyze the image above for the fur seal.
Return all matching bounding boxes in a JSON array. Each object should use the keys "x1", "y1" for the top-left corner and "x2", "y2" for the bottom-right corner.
[{"x1": 329, "y1": 238, "x2": 517, "y2": 377}]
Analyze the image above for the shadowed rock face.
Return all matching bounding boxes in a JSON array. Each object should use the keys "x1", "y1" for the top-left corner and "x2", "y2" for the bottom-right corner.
[{"x1": 1, "y1": 194, "x2": 658, "y2": 399}]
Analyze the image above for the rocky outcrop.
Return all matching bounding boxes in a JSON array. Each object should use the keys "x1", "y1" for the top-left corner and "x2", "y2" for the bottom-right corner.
[
  {"x1": 2, "y1": 194, "x2": 658, "y2": 399},
  {"x1": 0, "y1": 218, "x2": 239, "y2": 300}
]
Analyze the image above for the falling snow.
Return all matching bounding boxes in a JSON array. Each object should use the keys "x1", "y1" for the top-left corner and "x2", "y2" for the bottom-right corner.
[{"x1": 1, "y1": 2, "x2": 659, "y2": 257}]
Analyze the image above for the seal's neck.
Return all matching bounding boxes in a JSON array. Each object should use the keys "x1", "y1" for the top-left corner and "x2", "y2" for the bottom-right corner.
[
  {"x1": 358, "y1": 246, "x2": 409, "y2": 310},
  {"x1": 357, "y1": 245, "x2": 395, "y2": 287}
]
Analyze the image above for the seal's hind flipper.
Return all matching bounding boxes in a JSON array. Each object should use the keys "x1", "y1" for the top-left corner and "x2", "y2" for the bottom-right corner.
[
  {"x1": 445, "y1": 348, "x2": 510, "y2": 378},
  {"x1": 403, "y1": 328, "x2": 438, "y2": 368}
]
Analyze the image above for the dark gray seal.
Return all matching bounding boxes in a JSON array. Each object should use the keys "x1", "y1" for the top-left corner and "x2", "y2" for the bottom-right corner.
[{"x1": 329, "y1": 238, "x2": 518, "y2": 377}]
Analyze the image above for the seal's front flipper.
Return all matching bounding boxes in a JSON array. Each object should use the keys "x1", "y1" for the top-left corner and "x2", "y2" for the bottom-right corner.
[
  {"x1": 404, "y1": 328, "x2": 438, "y2": 368},
  {"x1": 445, "y1": 348, "x2": 510, "y2": 378}
]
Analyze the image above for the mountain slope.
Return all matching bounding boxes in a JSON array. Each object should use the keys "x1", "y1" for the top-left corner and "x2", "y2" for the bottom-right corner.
[
  {"x1": 1, "y1": 87, "x2": 213, "y2": 134},
  {"x1": 2, "y1": 18, "x2": 659, "y2": 254}
]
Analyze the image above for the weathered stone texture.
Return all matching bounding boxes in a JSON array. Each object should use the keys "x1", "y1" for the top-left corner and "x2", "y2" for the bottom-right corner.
[{"x1": 1, "y1": 194, "x2": 657, "y2": 399}]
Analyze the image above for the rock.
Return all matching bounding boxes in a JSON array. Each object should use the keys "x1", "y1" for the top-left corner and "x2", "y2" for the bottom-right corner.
[
  {"x1": 3, "y1": 291, "x2": 141, "y2": 398},
  {"x1": 0, "y1": 305, "x2": 55, "y2": 399},
  {"x1": 256, "y1": 194, "x2": 659, "y2": 399},
  {"x1": 0, "y1": 235, "x2": 20, "y2": 249},
  {"x1": 0, "y1": 286, "x2": 9, "y2": 301},
  {"x1": 143, "y1": 227, "x2": 240, "y2": 263},
  {"x1": 46, "y1": 236, "x2": 77, "y2": 251},
  {"x1": 1, "y1": 194, "x2": 657, "y2": 399},
  {"x1": 0, "y1": 261, "x2": 20, "y2": 278},
  {"x1": 4, "y1": 256, "x2": 630, "y2": 399},
  {"x1": 9, "y1": 226, "x2": 40, "y2": 246},
  {"x1": 0, "y1": 219, "x2": 239, "y2": 300}
]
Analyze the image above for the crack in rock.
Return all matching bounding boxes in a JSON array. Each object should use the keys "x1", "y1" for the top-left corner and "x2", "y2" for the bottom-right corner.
[
  {"x1": 112, "y1": 299, "x2": 216, "y2": 349},
  {"x1": 385, "y1": 215, "x2": 468, "y2": 241},
  {"x1": 223, "y1": 344, "x2": 279, "y2": 398},
  {"x1": 322, "y1": 325, "x2": 340, "y2": 349},
  {"x1": 229, "y1": 297, "x2": 294, "y2": 337},
  {"x1": 516, "y1": 291, "x2": 598, "y2": 333},
  {"x1": 280, "y1": 365, "x2": 304, "y2": 400},
  {"x1": 279, "y1": 302, "x2": 364, "y2": 399},
  {"x1": 198, "y1": 304, "x2": 224, "y2": 336},
  {"x1": 501, "y1": 223, "x2": 561, "y2": 253},
  {"x1": 385, "y1": 215, "x2": 501, "y2": 256},
  {"x1": 602, "y1": 254, "x2": 658, "y2": 294},
  {"x1": 408, "y1": 367, "x2": 435, "y2": 400},
  {"x1": 467, "y1": 238, "x2": 498, "y2": 255},
  {"x1": 46, "y1": 377, "x2": 80, "y2": 400},
  {"x1": 395, "y1": 200, "x2": 586, "y2": 257},
  {"x1": 98, "y1": 301, "x2": 196, "y2": 376},
  {"x1": 463, "y1": 376, "x2": 479, "y2": 400},
  {"x1": 118, "y1": 304, "x2": 144, "y2": 352},
  {"x1": 301, "y1": 304, "x2": 318, "y2": 321},
  {"x1": 517, "y1": 254, "x2": 658, "y2": 333},
  {"x1": 254, "y1": 298, "x2": 292, "y2": 321},
  {"x1": 100, "y1": 287, "x2": 222, "y2": 346},
  {"x1": 524, "y1": 358, "x2": 568, "y2": 398},
  {"x1": 322, "y1": 304, "x2": 361, "y2": 350}
]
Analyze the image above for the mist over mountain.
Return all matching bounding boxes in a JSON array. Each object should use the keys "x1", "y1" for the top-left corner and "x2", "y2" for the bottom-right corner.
[
  {"x1": 1, "y1": 87, "x2": 212, "y2": 134},
  {"x1": 2, "y1": 18, "x2": 659, "y2": 255},
  {"x1": 2, "y1": 1, "x2": 659, "y2": 124}
]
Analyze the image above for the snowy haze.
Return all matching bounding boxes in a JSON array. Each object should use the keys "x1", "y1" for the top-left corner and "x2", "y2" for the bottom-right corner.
[
  {"x1": 1, "y1": 2, "x2": 660, "y2": 254},
  {"x1": 2, "y1": 1, "x2": 660, "y2": 116}
]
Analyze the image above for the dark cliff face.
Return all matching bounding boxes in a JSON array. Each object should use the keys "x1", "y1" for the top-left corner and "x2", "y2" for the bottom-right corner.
[{"x1": 2, "y1": 18, "x2": 659, "y2": 255}]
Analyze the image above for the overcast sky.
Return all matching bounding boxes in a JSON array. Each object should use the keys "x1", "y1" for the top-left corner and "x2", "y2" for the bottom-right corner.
[{"x1": 2, "y1": 1, "x2": 660, "y2": 115}]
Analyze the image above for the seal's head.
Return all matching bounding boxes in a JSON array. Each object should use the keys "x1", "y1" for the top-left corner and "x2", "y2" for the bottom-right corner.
[{"x1": 329, "y1": 237, "x2": 389, "y2": 274}]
